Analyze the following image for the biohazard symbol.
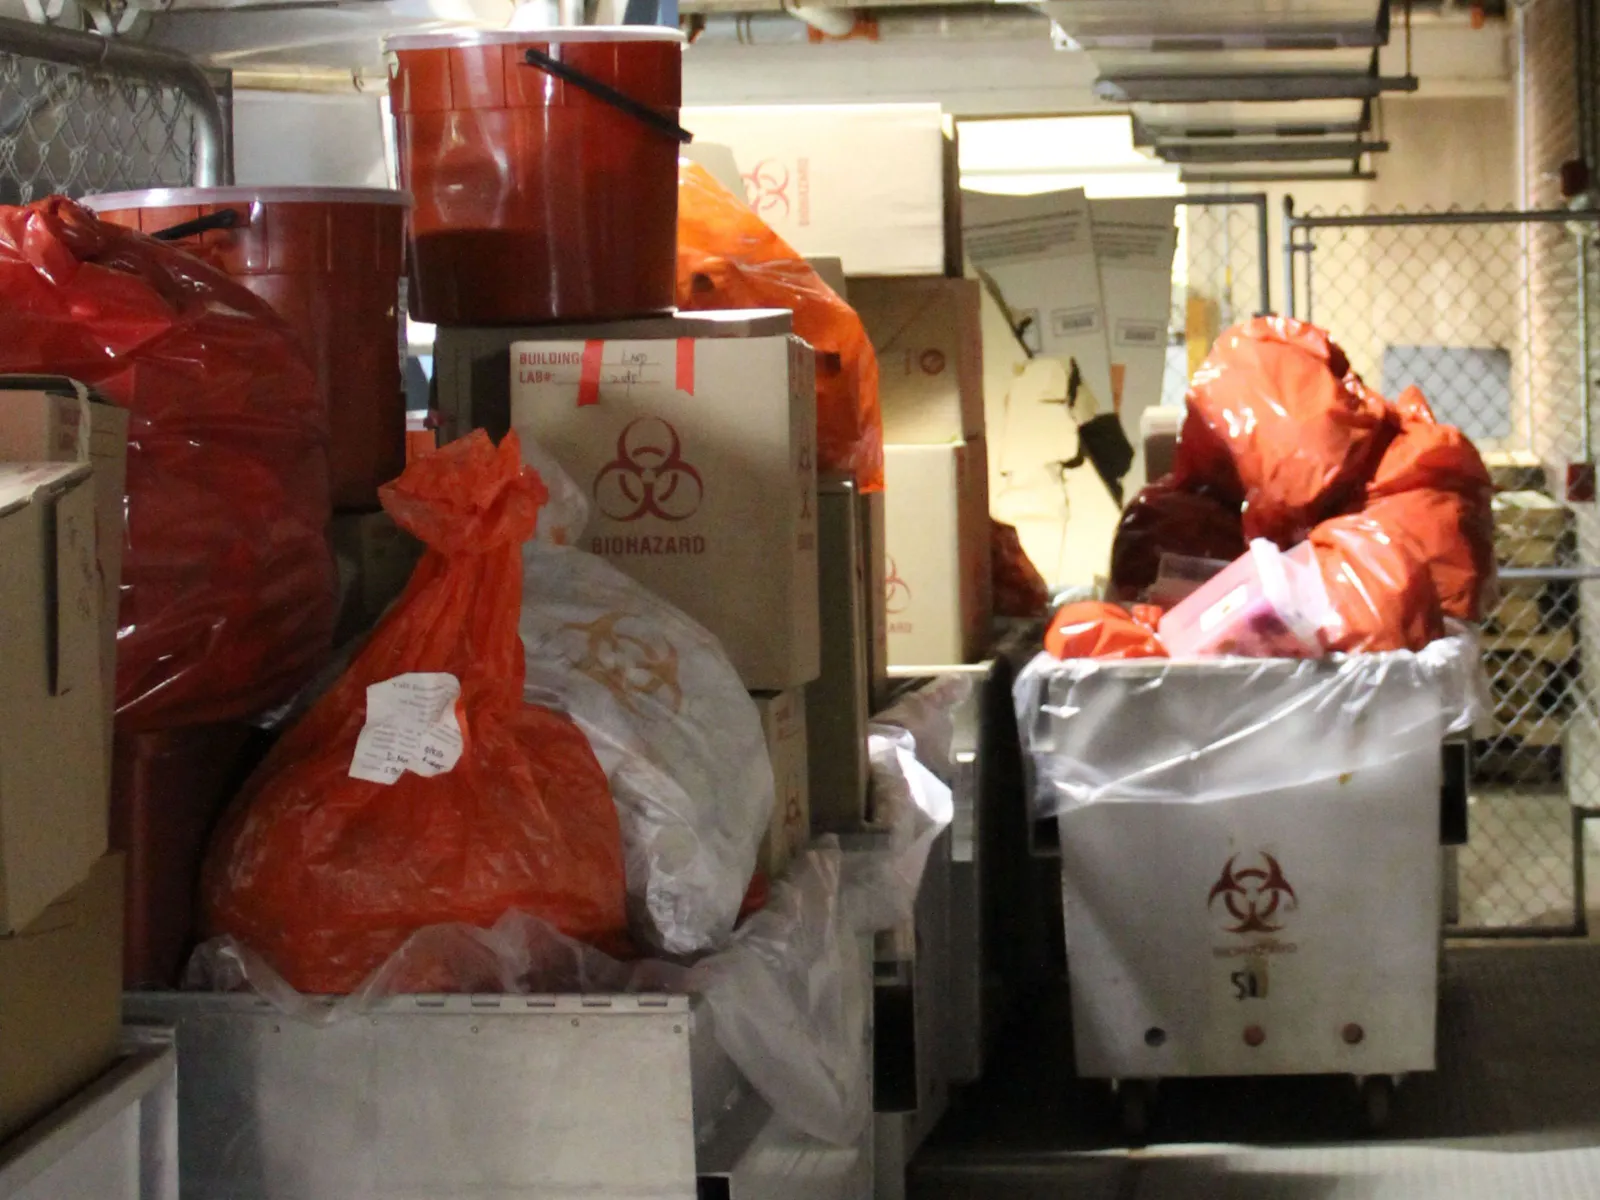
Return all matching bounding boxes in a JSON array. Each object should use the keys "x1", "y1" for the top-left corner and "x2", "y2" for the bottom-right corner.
[
  {"x1": 743, "y1": 160, "x2": 792, "y2": 219},
  {"x1": 593, "y1": 418, "x2": 705, "y2": 523},
  {"x1": 564, "y1": 611, "x2": 684, "y2": 717},
  {"x1": 1208, "y1": 852, "x2": 1297, "y2": 935},
  {"x1": 885, "y1": 555, "x2": 912, "y2": 615}
]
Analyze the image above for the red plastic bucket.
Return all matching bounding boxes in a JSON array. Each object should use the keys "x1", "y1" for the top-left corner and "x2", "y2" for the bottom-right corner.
[
  {"x1": 84, "y1": 186, "x2": 409, "y2": 512},
  {"x1": 386, "y1": 27, "x2": 685, "y2": 326}
]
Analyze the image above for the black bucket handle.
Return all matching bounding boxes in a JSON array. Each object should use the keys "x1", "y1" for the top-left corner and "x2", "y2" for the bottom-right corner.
[
  {"x1": 151, "y1": 208, "x2": 244, "y2": 242},
  {"x1": 522, "y1": 47, "x2": 693, "y2": 145}
]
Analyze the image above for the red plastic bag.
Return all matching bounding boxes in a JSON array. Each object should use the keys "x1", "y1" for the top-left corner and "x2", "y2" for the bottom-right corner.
[
  {"x1": 1045, "y1": 602, "x2": 1167, "y2": 660},
  {"x1": 0, "y1": 197, "x2": 334, "y2": 732},
  {"x1": 676, "y1": 160, "x2": 884, "y2": 492},
  {"x1": 1174, "y1": 317, "x2": 1393, "y2": 546},
  {"x1": 1309, "y1": 512, "x2": 1445, "y2": 653},
  {"x1": 202, "y1": 431, "x2": 628, "y2": 995},
  {"x1": 992, "y1": 519, "x2": 1051, "y2": 618},
  {"x1": 1108, "y1": 476, "x2": 1247, "y2": 601}
]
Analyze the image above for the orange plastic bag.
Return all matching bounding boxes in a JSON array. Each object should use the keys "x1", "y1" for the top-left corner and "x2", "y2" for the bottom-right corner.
[
  {"x1": 202, "y1": 431, "x2": 628, "y2": 995},
  {"x1": 1108, "y1": 476, "x2": 1247, "y2": 602},
  {"x1": 993, "y1": 519, "x2": 1051, "y2": 618},
  {"x1": 1309, "y1": 511, "x2": 1445, "y2": 653},
  {"x1": 1045, "y1": 602, "x2": 1167, "y2": 661},
  {"x1": 676, "y1": 160, "x2": 884, "y2": 492},
  {"x1": 0, "y1": 197, "x2": 334, "y2": 732},
  {"x1": 1174, "y1": 317, "x2": 1393, "y2": 546}
]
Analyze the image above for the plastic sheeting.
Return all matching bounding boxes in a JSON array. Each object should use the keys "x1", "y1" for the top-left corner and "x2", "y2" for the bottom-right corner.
[{"x1": 1014, "y1": 632, "x2": 1489, "y2": 818}]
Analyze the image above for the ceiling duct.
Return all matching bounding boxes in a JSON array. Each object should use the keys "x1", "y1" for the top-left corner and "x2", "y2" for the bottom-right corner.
[
  {"x1": 1094, "y1": 70, "x2": 1417, "y2": 103},
  {"x1": 1155, "y1": 137, "x2": 1388, "y2": 162},
  {"x1": 1037, "y1": 0, "x2": 1391, "y2": 51},
  {"x1": 1179, "y1": 167, "x2": 1379, "y2": 183}
]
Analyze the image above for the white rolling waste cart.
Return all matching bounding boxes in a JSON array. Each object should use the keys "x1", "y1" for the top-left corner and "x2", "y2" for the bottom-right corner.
[{"x1": 1015, "y1": 637, "x2": 1485, "y2": 1138}]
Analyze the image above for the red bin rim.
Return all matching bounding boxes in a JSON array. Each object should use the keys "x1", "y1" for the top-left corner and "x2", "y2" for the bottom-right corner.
[
  {"x1": 81, "y1": 186, "x2": 411, "y2": 210},
  {"x1": 385, "y1": 25, "x2": 687, "y2": 51}
]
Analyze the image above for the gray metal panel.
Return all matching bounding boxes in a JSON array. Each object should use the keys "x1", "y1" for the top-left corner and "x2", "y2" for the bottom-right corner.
[
  {"x1": 124, "y1": 993, "x2": 708, "y2": 1200},
  {"x1": 697, "y1": 1094, "x2": 872, "y2": 1200}
]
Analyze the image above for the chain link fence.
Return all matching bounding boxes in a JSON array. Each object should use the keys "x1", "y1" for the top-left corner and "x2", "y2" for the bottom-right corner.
[
  {"x1": 1166, "y1": 194, "x2": 1271, "y2": 405},
  {"x1": 0, "y1": 17, "x2": 227, "y2": 201},
  {"x1": 1286, "y1": 203, "x2": 1600, "y2": 936}
]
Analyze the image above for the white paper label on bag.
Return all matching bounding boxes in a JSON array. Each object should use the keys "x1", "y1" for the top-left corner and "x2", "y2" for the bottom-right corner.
[{"x1": 349, "y1": 672, "x2": 464, "y2": 785}]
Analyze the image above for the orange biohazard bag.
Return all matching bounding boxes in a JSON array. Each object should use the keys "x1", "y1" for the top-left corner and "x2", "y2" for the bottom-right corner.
[
  {"x1": 676, "y1": 160, "x2": 884, "y2": 492},
  {"x1": 0, "y1": 196, "x2": 334, "y2": 732},
  {"x1": 1045, "y1": 602, "x2": 1168, "y2": 661},
  {"x1": 993, "y1": 519, "x2": 1051, "y2": 618},
  {"x1": 1309, "y1": 511, "x2": 1446, "y2": 653},
  {"x1": 1108, "y1": 476, "x2": 1247, "y2": 602},
  {"x1": 1174, "y1": 316, "x2": 1393, "y2": 546},
  {"x1": 202, "y1": 431, "x2": 628, "y2": 995}
]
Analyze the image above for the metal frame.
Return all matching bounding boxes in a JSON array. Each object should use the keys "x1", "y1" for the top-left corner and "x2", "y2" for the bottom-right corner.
[
  {"x1": 0, "y1": 14, "x2": 230, "y2": 187},
  {"x1": 1284, "y1": 199, "x2": 1600, "y2": 939},
  {"x1": 1175, "y1": 191, "x2": 1273, "y2": 322}
]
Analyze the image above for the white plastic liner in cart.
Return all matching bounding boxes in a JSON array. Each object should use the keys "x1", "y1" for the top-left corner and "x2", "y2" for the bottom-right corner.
[{"x1": 1013, "y1": 632, "x2": 1490, "y2": 817}]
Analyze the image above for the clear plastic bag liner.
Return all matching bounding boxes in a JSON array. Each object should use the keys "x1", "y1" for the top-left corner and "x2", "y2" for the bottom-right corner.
[
  {"x1": 870, "y1": 674, "x2": 975, "y2": 785},
  {"x1": 520, "y1": 539, "x2": 775, "y2": 958},
  {"x1": 1014, "y1": 631, "x2": 1489, "y2": 817},
  {"x1": 189, "y1": 841, "x2": 870, "y2": 1147}
]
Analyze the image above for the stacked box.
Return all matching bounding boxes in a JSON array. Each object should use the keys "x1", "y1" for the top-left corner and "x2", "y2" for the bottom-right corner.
[{"x1": 751, "y1": 689, "x2": 811, "y2": 882}]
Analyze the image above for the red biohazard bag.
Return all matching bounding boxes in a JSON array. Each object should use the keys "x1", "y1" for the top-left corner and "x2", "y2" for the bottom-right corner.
[
  {"x1": 1174, "y1": 316, "x2": 1393, "y2": 546},
  {"x1": 202, "y1": 431, "x2": 628, "y2": 995},
  {"x1": 676, "y1": 160, "x2": 884, "y2": 492},
  {"x1": 0, "y1": 197, "x2": 334, "y2": 731},
  {"x1": 992, "y1": 519, "x2": 1051, "y2": 618},
  {"x1": 1107, "y1": 476, "x2": 1247, "y2": 601},
  {"x1": 1309, "y1": 511, "x2": 1446, "y2": 653},
  {"x1": 1045, "y1": 601, "x2": 1167, "y2": 661}
]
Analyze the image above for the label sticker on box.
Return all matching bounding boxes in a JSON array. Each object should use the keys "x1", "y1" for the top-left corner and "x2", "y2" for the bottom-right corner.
[{"x1": 349, "y1": 672, "x2": 464, "y2": 785}]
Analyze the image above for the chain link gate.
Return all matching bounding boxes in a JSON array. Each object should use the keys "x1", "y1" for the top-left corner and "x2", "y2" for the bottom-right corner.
[
  {"x1": 0, "y1": 15, "x2": 228, "y2": 201},
  {"x1": 1166, "y1": 194, "x2": 1272, "y2": 405},
  {"x1": 1285, "y1": 201, "x2": 1600, "y2": 937}
]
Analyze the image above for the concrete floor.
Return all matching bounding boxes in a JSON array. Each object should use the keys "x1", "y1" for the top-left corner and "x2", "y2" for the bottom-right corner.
[{"x1": 909, "y1": 943, "x2": 1600, "y2": 1199}]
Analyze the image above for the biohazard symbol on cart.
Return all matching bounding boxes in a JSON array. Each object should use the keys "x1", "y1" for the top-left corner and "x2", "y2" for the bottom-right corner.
[
  {"x1": 593, "y1": 418, "x2": 705, "y2": 523},
  {"x1": 743, "y1": 160, "x2": 792, "y2": 218},
  {"x1": 1208, "y1": 852, "x2": 1297, "y2": 935},
  {"x1": 563, "y1": 611, "x2": 684, "y2": 717},
  {"x1": 885, "y1": 556, "x2": 912, "y2": 614}
]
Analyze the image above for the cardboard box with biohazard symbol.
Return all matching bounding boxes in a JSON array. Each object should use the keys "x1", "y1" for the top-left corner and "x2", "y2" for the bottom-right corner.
[
  {"x1": 509, "y1": 311, "x2": 820, "y2": 691},
  {"x1": 847, "y1": 276, "x2": 984, "y2": 445},
  {"x1": 884, "y1": 439, "x2": 993, "y2": 666},
  {"x1": 752, "y1": 689, "x2": 811, "y2": 881},
  {"x1": 808, "y1": 475, "x2": 873, "y2": 828}
]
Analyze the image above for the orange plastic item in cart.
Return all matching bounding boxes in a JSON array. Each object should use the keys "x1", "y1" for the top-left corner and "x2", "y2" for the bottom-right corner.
[
  {"x1": 388, "y1": 28, "x2": 684, "y2": 325},
  {"x1": 676, "y1": 159, "x2": 885, "y2": 492},
  {"x1": 0, "y1": 196, "x2": 334, "y2": 732},
  {"x1": 202, "y1": 431, "x2": 629, "y2": 995},
  {"x1": 1174, "y1": 316, "x2": 1393, "y2": 546},
  {"x1": 1044, "y1": 601, "x2": 1168, "y2": 661},
  {"x1": 1309, "y1": 510, "x2": 1446, "y2": 653}
]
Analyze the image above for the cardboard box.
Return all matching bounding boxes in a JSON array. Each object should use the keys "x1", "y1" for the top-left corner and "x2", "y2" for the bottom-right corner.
[
  {"x1": 0, "y1": 376, "x2": 129, "y2": 742},
  {"x1": 752, "y1": 689, "x2": 811, "y2": 881},
  {"x1": 885, "y1": 440, "x2": 992, "y2": 666},
  {"x1": 0, "y1": 456, "x2": 107, "y2": 935},
  {"x1": 0, "y1": 853, "x2": 124, "y2": 1143},
  {"x1": 510, "y1": 313, "x2": 820, "y2": 691},
  {"x1": 330, "y1": 511, "x2": 422, "y2": 638},
  {"x1": 808, "y1": 476, "x2": 872, "y2": 828},
  {"x1": 683, "y1": 103, "x2": 961, "y2": 277},
  {"x1": 849, "y1": 277, "x2": 984, "y2": 445}
]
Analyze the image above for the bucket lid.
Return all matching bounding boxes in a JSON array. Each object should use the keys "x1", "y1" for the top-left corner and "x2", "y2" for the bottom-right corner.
[
  {"x1": 385, "y1": 25, "x2": 687, "y2": 51},
  {"x1": 82, "y1": 186, "x2": 411, "y2": 211}
]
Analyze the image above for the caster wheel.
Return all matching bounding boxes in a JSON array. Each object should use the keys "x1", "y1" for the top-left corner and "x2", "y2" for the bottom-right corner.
[
  {"x1": 1115, "y1": 1080, "x2": 1154, "y2": 1144},
  {"x1": 1358, "y1": 1076, "x2": 1394, "y2": 1133}
]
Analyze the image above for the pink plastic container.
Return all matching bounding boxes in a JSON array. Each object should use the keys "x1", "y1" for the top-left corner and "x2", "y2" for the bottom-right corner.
[{"x1": 1158, "y1": 540, "x2": 1330, "y2": 658}]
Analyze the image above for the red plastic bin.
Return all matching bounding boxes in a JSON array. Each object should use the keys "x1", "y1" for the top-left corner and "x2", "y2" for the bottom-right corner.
[
  {"x1": 386, "y1": 27, "x2": 685, "y2": 326},
  {"x1": 84, "y1": 186, "x2": 409, "y2": 512}
]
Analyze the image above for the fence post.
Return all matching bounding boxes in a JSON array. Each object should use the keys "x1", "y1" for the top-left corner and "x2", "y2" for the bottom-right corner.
[{"x1": 1282, "y1": 194, "x2": 1297, "y2": 319}]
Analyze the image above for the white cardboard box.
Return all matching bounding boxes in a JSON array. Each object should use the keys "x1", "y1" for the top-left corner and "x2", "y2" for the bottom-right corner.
[
  {"x1": 510, "y1": 314, "x2": 820, "y2": 691},
  {"x1": 849, "y1": 276, "x2": 984, "y2": 445},
  {"x1": 885, "y1": 440, "x2": 992, "y2": 667},
  {"x1": 683, "y1": 103, "x2": 960, "y2": 277},
  {"x1": 752, "y1": 689, "x2": 810, "y2": 881}
]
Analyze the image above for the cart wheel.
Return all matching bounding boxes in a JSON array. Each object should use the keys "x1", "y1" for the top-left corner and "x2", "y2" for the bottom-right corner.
[
  {"x1": 1359, "y1": 1076, "x2": 1394, "y2": 1133},
  {"x1": 1116, "y1": 1080, "x2": 1153, "y2": 1143}
]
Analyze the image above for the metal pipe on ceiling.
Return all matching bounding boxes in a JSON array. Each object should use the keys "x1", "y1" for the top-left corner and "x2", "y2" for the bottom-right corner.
[
  {"x1": 1095, "y1": 72, "x2": 1420, "y2": 104},
  {"x1": 1158, "y1": 137, "x2": 1389, "y2": 163}
]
